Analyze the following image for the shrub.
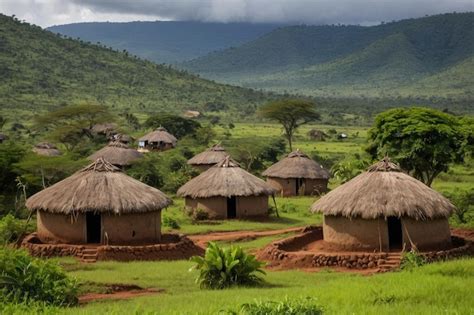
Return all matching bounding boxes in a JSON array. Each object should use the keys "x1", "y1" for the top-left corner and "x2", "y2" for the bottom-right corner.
[
  {"x1": 190, "y1": 242, "x2": 266, "y2": 289},
  {"x1": 231, "y1": 297, "x2": 323, "y2": 315},
  {"x1": 400, "y1": 250, "x2": 426, "y2": 270},
  {"x1": 280, "y1": 203, "x2": 297, "y2": 214},
  {"x1": 0, "y1": 214, "x2": 29, "y2": 244},
  {"x1": 0, "y1": 247, "x2": 78, "y2": 306},
  {"x1": 163, "y1": 216, "x2": 180, "y2": 229},
  {"x1": 444, "y1": 189, "x2": 474, "y2": 224},
  {"x1": 189, "y1": 208, "x2": 209, "y2": 221}
]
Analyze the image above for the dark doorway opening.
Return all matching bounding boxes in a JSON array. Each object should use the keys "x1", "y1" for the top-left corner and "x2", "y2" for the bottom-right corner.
[
  {"x1": 295, "y1": 178, "x2": 305, "y2": 195},
  {"x1": 86, "y1": 213, "x2": 101, "y2": 243},
  {"x1": 227, "y1": 196, "x2": 237, "y2": 219},
  {"x1": 387, "y1": 216, "x2": 402, "y2": 250}
]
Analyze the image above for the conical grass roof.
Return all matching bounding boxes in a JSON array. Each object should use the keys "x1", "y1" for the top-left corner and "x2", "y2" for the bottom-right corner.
[
  {"x1": 311, "y1": 158, "x2": 455, "y2": 220},
  {"x1": 33, "y1": 142, "x2": 62, "y2": 157},
  {"x1": 187, "y1": 144, "x2": 228, "y2": 166},
  {"x1": 138, "y1": 126, "x2": 177, "y2": 145},
  {"x1": 263, "y1": 149, "x2": 330, "y2": 179},
  {"x1": 88, "y1": 141, "x2": 143, "y2": 166},
  {"x1": 26, "y1": 158, "x2": 171, "y2": 214},
  {"x1": 177, "y1": 156, "x2": 276, "y2": 198}
]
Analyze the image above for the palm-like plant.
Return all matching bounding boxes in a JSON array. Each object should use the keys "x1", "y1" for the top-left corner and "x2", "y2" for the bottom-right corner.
[{"x1": 190, "y1": 242, "x2": 266, "y2": 289}]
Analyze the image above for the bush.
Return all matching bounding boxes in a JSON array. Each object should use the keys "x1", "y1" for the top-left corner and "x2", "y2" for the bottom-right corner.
[
  {"x1": 280, "y1": 203, "x2": 297, "y2": 214},
  {"x1": 444, "y1": 189, "x2": 474, "y2": 224},
  {"x1": 163, "y1": 216, "x2": 180, "y2": 229},
  {"x1": 0, "y1": 247, "x2": 78, "y2": 306},
  {"x1": 400, "y1": 250, "x2": 426, "y2": 270},
  {"x1": 0, "y1": 214, "x2": 29, "y2": 244},
  {"x1": 190, "y1": 242, "x2": 266, "y2": 289},
  {"x1": 191, "y1": 208, "x2": 209, "y2": 221},
  {"x1": 231, "y1": 297, "x2": 323, "y2": 315}
]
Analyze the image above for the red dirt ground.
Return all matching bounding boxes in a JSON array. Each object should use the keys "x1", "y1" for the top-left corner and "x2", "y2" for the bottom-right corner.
[
  {"x1": 79, "y1": 284, "x2": 163, "y2": 304},
  {"x1": 188, "y1": 227, "x2": 303, "y2": 248}
]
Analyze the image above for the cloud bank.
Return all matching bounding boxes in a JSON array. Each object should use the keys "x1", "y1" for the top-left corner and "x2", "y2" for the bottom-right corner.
[{"x1": 1, "y1": 0, "x2": 472, "y2": 27}]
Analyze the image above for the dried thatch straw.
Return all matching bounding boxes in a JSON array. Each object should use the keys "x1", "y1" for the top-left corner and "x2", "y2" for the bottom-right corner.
[
  {"x1": 32, "y1": 142, "x2": 62, "y2": 156},
  {"x1": 88, "y1": 141, "x2": 143, "y2": 166},
  {"x1": 187, "y1": 144, "x2": 228, "y2": 166},
  {"x1": 262, "y1": 149, "x2": 329, "y2": 179},
  {"x1": 177, "y1": 156, "x2": 276, "y2": 198},
  {"x1": 139, "y1": 126, "x2": 177, "y2": 145},
  {"x1": 311, "y1": 158, "x2": 455, "y2": 220},
  {"x1": 26, "y1": 158, "x2": 171, "y2": 214}
]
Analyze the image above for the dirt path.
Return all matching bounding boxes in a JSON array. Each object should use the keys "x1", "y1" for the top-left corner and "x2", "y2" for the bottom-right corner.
[
  {"x1": 78, "y1": 284, "x2": 163, "y2": 304},
  {"x1": 189, "y1": 227, "x2": 304, "y2": 248}
]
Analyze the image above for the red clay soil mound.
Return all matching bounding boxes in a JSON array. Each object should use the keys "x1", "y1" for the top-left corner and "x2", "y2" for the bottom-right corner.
[
  {"x1": 451, "y1": 228, "x2": 474, "y2": 241},
  {"x1": 79, "y1": 284, "x2": 163, "y2": 304}
]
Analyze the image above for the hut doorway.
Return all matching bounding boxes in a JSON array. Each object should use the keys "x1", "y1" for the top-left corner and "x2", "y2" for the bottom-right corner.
[
  {"x1": 227, "y1": 197, "x2": 237, "y2": 219},
  {"x1": 296, "y1": 178, "x2": 305, "y2": 195},
  {"x1": 86, "y1": 213, "x2": 101, "y2": 243},
  {"x1": 387, "y1": 216, "x2": 402, "y2": 250}
]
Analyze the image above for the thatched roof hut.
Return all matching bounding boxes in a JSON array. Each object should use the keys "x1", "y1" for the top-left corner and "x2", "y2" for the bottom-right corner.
[
  {"x1": 138, "y1": 127, "x2": 177, "y2": 152},
  {"x1": 88, "y1": 141, "x2": 143, "y2": 167},
  {"x1": 187, "y1": 144, "x2": 228, "y2": 171},
  {"x1": 32, "y1": 142, "x2": 62, "y2": 157},
  {"x1": 262, "y1": 150, "x2": 330, "y2": 196},
  {"x1": 311, "y1": 158, "x2": 455, "y2": 251},
  {"x1": 91, "y1": 123, "x2": 118, "y2": 136},
  {"x1": 26, "y1": 158, "x2": 171, "y2": 245},
  {"x1": 178, "y1": 157, "x2": 276, "y2": 219}
]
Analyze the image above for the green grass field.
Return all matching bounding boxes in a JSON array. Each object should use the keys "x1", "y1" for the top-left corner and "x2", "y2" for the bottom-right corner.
[{"x1": 55, "y1": 256, "x2": 474, "y2": 314}]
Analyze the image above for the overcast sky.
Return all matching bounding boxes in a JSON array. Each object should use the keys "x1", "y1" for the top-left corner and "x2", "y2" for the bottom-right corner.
[{"x1": 1, "y1": 0, "x2": 472, "y2": 28}]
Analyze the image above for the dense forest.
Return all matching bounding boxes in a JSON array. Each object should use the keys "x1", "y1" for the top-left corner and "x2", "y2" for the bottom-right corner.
[
  {"x1": 47, "y1": 21, "x2": 281, "y2": 64},
  {"x1": 0, "y1": 14, "x2": 271, "y2": 118},
  {"x1": 182, "y1": 13, "x2": 474, "y2": 110}
]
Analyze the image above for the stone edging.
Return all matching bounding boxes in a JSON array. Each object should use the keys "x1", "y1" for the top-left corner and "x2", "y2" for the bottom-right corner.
[{"x1": 21, "y1": 233, "x2": 203, "y2": 261}]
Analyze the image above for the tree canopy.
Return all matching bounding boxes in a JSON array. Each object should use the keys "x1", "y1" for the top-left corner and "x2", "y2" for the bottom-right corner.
[
  {"x1": 144, "y1": 114, "x2": 201, "y2": 139},
  {"x1": 367, "y1": 107, "x2": 465, "y2": 186},
  {"x1": 258, "y1": 99, "x2": 320, "y2": 151}
]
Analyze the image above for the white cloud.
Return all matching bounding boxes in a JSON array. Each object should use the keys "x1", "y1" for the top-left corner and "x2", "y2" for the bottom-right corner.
[{"x1": 0, "y1": 0, "x2": 472, "y2": 27}]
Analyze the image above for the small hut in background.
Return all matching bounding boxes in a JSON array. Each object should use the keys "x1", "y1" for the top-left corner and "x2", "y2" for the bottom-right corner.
[
  {"x1": 263, "y1": 150, "x2": 330, "y2": 196},
  {"x1": 138, "y1": 127, "x2": 177, "y2": 152},
  {"x1": 26, "y1": 158, "x2": 171, "y2": 245},
  {"x1": 91, "y1": 123, "x2": 118, "y2": 138},
  {"x1": 112, "y1": 133, "x2": 133, "y2": 145},
  {"x1": 308, "y1": 129, "x2": 327, "y2": 141},
  {"x1": 178, "y1": 157, "x2": 276, "y2": 219},
  {"x1": 33, "y1": 142, "x2": 62, "y2": 157},
  {"x1": 311, "y1": 158, "x2": 455, "y2": 251},
  {"x1": 88, "y1": 141, "x2": 143, "y2": 168},
  {"x1": 0, "y1": 133, "x2": 8, "y2": 143},
  {"x1": 187, "y1": 144, "x2": 228, "y2": 171}
]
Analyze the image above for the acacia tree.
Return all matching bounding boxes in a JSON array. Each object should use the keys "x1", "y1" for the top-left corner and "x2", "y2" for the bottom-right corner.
[
  {"x1": 367, "y1": 107, "x2": 465, "y2": 186},
  {"x1": 258, "y1": 99, "x2": 320, "y2": 151}
]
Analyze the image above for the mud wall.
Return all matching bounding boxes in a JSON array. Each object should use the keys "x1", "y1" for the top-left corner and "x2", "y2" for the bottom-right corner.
[
  {"x1": 402, "y1": 218, "x2": 452, "y2": 250},
  {"x1": 37, "y1": 211, "x2": 86, "y2": 244},
  {"x1": 266, "y1": 177, "x2": 328, "y2": 196},
  {"x1": 102, "y1": 211, "x2": 161, "y2": 245}
]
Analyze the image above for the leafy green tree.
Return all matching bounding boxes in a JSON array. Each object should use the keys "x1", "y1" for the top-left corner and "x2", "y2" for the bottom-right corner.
[
  {"x1": 0, "y1": 116, "x2": 6, "y2": 130},
  {"x1": 367, "y1": 107, "x2": 464, "y2": 186},
  {"x1": 35, "y1": 104, "x2": 113, "y2": 151},
  {"x1": 0, "y1": 143, "x2": 26, "y2": 194},
  {"x1": 144, "y1": 114, "x2": 201, "y2": 139},
  {"x1": 331, "y1": 155, "x2": 371, "y2": 183},
  {"x1": 258, "y1": 99, "x2": 320, "y2": 150}
]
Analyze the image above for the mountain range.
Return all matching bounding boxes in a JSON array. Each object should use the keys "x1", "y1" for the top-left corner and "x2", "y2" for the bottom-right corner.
[
  {"x1": 0, "y1": 14, "x2": 269, "y2": 116},
  {"x1": 182, "y1": 13, "x2": 474, "y2": 101},
  {"x1": 47, "y1": 21, "x2": 281, "y2": 64}
]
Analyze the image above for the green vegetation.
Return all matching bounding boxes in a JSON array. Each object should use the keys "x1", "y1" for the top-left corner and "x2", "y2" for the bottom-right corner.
[
  {"x1": 0, "y1": 247, "x2": 78, "y2": 306},
  {"x1": 231, "y1": 297, "x2": 323, "y2": 315},
  {"x1": 183, "y1": 13, "x2": 473, "y2": 110},
  {"x1": 190, "y1": 242, "x2": 266, "y2": 289},
  {"x1": 0, "y1": 214, "x2": 32, "y2": 244},
  {"x1": 400, "y1": 250, "x2": 427, "y2": 270},
  {"x1": 0, "y1": 14, "x2": 270, "y2": 119},
  {"x1": 367, "y1": 107, "x2": 468, "y2": 186},
  {"x1": 258, "y1": 99, "x2": 320, "y2": 150}
]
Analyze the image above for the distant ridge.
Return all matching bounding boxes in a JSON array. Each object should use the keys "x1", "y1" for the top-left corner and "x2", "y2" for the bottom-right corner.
[
  {"x1": 47, "y1": 21, "x2": 282, "y2": 64},
  {"x1": 182, "y1": 13, "x2": 474, "y2": 101}
]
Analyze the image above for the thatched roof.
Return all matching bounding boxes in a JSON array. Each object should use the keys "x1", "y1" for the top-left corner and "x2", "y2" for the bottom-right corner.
[
  {"x1": 139, "y1": 127, "x2": 177, "y2": 145},
  {"x1": 177, "y1": 156, "x2": 276, "y2": 198},
  {"x1": 88, "y1": 141, "x2": 143, "y2": 166},
  {"x1": 32, "y1": 142, "x2": 62, "y2": 157},
  {"x1": 91, "y1": 123, "x2": 118, "y2": 135},
  {"x1": 26, "y1": 158, "x2": 171, "y2": 214},
  {"x1": 187, "y1": 144, "x2": 228, "y2": 166},
  {"x1": 311, "y1": 158, "x2": 455, "y2": 220},
  {"x1": 262, "y1": 150, "x2": 330, "y2": 180}
]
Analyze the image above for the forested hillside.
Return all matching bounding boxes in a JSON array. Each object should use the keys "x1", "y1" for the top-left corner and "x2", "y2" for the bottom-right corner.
[
  {"x1": 47, "y1": 21, "x2": 281, "y2": 64},
  {"x1": 183, "y1": 13, "x2": 474, "y2": 104},
  {"x1": 0, "y1": 14, "x2": 270, "y2": 116}
]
